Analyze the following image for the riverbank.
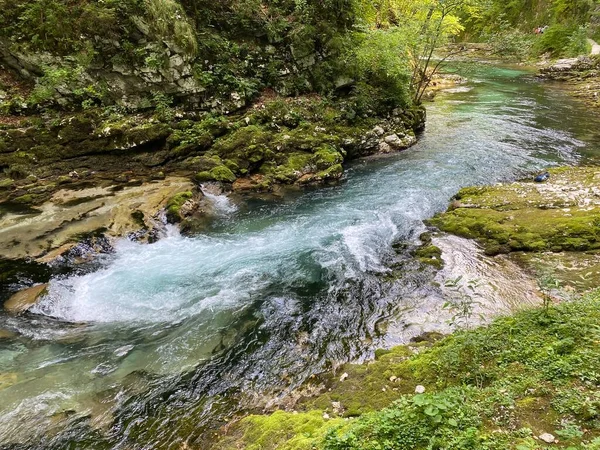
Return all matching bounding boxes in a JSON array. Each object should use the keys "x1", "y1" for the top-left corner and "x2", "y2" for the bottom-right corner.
[
  {"x1": 0, "y1": 95, "x2": 424, "y2": 267},
  {"x1": 210, "y1": 289, "x2": 600, "y2": 450},
  {"x1": 538, "y1": 56, "x2": 600, "y2": 109}
]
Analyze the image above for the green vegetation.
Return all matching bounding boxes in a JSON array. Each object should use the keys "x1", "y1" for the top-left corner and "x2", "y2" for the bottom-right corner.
[
  {"x1": 426, "y1": 167, "x2": 600, "y2": 255},
  {"x1": 463, "y1": 0, "x2": 600, "y2": 59},
  {"x1": 165, "y1": 191, "x2": 193, "y2": 223},
  {"x1": 213, "y1": 289, "x2": 600, "y2": 449}
]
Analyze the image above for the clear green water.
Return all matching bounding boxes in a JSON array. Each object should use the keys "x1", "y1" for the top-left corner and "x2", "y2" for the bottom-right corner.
[{"x1": 0, "y1": 64, "x2": 599, "y2": 448}]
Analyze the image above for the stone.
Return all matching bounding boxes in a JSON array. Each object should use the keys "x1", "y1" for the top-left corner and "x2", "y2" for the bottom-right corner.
[
  {"x1": 339, "y1": 372, "x2": 349, "y2": 382},
  {"x1": 372, "y1": 125, "x2": 385, "y2": 136},
  {"x1": 378, "y1": 142, "x2": 393, "y2": 153},
  {"x1": 539, "y1": 433, "x2": 555, "y2": 444},
  {"x1": 4, "y1": 284, "x2": 49, "y2": 313},
  {"x1": 415, "y1": 385, "x2": 426, "y2": 394},
  {"x1": 331, "y1": 401, "x2": 343, "y2": 415}
]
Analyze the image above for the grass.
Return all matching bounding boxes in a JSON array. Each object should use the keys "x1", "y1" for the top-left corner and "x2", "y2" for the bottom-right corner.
[{"x1": 212, "y1": 289, "x2": 600, "y2": 449}]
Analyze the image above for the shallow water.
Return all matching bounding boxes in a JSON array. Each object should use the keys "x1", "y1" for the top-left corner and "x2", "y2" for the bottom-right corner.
[{"x1": 1, "y1": 63, "x2": 599, "y2": 448}]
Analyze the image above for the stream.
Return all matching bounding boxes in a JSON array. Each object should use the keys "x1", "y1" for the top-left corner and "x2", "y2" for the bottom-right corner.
[{"x1": 1, "y1": 64, "x2": 599, "y2": 449}]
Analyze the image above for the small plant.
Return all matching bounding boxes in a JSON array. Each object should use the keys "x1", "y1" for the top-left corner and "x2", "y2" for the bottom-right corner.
[
  {"x1": 152, "y1": 92, "x2": 174, "y2": 121},
  {"x1": 443, "y1": 276, "x2": 484, "y2": 329},
  {"x1": 555, "y1": 422, "x2": 584, "y2": 441},
  {"x1": 538, "y1": 272, "x2": 561, "y2": 314}
]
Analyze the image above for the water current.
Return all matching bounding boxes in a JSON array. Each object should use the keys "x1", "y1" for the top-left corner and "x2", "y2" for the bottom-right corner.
[{"x1": 1, "y1": 63, "x2": 599, "y2": 448}]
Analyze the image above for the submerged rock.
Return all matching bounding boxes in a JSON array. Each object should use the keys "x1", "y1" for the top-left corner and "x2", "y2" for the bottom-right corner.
[{"x1": 4, "y1": 283, "x2": 48, "y2": 313}]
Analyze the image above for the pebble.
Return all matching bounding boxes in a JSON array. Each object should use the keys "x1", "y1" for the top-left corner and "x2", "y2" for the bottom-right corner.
[
  {"x1": 339, "y1": 372, "x2": 348, "y2": 382},
  {"x1": 415, "y1": 385, "x2": 426, "y2": 394}
]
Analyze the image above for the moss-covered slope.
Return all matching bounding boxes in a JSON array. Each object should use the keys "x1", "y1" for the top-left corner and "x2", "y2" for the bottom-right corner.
[{"x1": 212, "y1": 289, "x2": 600, "y2": 450}]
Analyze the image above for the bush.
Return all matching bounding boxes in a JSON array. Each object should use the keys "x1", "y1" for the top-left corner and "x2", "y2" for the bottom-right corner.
[{"x1": 533, "y1": 24, "x2": 590, "y2": 57}]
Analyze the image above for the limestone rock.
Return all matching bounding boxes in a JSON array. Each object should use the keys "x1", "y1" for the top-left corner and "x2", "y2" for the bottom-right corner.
[
  {"x1": 4, "y1": 284, "x2": 49, "y2": 313},
  {"x1": 539, "y1": 433, "x2": 555, "y2": 443}
]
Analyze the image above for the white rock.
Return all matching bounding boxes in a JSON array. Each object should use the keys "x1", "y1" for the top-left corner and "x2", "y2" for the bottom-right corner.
[
  {"x1": 322, "y1": 412, "x2": 330, "y2": 420},
  {"x1": 340, "y1": 372, "x2": 349, "y2": 382},
  {"x1": 373, "y1": 125, "x2": 385, "y2": 136},
  {"x1": 415, "y1": 385, "x2": 426, "y2": 394},
  {"x1": 539, "y1": 433, "x2": 555, "y2": 443}
]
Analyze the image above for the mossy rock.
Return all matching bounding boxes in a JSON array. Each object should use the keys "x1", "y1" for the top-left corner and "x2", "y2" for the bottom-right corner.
[
  {"x1": 210, "y1": 165, "x2": 236, "y2": 183},
  {"x1": 165, "y1": 191, "x2": 193, "y2": 223},
  {"x1": 414, "y1": 244, "x2": 443, "y2": 269},
  {"x1": 429, "y1": 167, "x2": 600, "y2": 255}
]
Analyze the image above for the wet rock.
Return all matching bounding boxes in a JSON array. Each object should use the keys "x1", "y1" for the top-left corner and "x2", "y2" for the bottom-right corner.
[
  {"x1": 0, "y1": 329, "x2": 17, "y2": 339},
  {"x1": 4, "y1": 283, "x2": 48, "y2": 313},
  {"x1": 0, "y1": 177, "x2": 194, "y2": 260}
]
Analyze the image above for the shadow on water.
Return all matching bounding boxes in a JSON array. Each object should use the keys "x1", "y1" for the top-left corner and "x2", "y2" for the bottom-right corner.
[{"x1": 2, "y1": 62, "x2": 600, "y2": 449}]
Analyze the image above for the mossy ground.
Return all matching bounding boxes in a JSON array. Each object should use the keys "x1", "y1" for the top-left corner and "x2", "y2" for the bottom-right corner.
[
  {"x1": 211, "y1": 289, "x2": 600, "y2": 450},
  {"x1": 427, "y1": 167, "x2": 600, "y2": 255}
]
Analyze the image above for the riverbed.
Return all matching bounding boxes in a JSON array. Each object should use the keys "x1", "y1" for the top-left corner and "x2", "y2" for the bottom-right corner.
[{"x1": 1, "y1": 63, "x2": 599, "y2": 449}]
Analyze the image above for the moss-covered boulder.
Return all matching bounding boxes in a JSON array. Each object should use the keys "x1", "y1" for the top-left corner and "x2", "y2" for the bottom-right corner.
[
  {"x1": 165, "y1": 191, "x2": 194, "y2": 223},
  {"x1": 427, "y1": 167, "x2": 600, "y2": 255}
]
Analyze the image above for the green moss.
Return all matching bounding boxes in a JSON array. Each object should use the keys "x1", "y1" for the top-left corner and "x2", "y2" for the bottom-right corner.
[
  {"x1": 301, "y1": 345, "x2": 417, "y2": 417},
  {"x1": 315, "y1": 164, "x2": 343, "y2": 180},
  {"x1": 0, "y1": 178, "x2": 14, "y2": 189},
  {"x1": 12, "y1": 194, "x2": 41, "y2": 204},
  {"x1": 165, "y1": 191, "x2": 193, "y2": 223},
  {"x1": 428, "y1": 167, "x2": 600, "y2": 255},
  {"x1": 312, "y1": 145, "x2": 344, "y2": 171},
  {"x1": 195, "y1": 171, "x2": 213, "y2": 182},
  {"x1": 210, "y1": 165, "x2": 236, "y2": 183},
  {"x1": 217, "y1": 410, "x2": 343, "y2": 450},
  {"x1": 414, "y1": 244, "x2": 443, "y2": 269}
]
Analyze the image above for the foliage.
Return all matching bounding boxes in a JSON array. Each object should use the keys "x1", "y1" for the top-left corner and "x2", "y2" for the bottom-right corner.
[
  {"x1": 464, "y1": 0, "x2": 599, "y2": 58},
  {"x1": 443, "y1": 276, "x2": 483, "y2": 328},
  {"x1": 533, "y1": 24, "x2": 591, "y2": 57},
  {"x1": 143, "y1": 0, "x2": 198, "y2": 57},
  {"x1": 484, "y1": 21, "x2": 535, "y2": 60},
  {"x1": 349, "y1": 29, "x2": 413, "y2": 109}
]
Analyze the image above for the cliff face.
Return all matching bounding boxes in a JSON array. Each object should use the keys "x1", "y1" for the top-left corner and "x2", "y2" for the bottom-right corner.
[{"x1": 0, "y1": 0, "x2": 361, "y2": 111}]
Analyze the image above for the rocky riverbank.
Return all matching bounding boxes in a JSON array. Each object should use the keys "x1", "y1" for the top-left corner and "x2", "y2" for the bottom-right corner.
[
  {"x1": 0, "y1": 96, "x2": 424, "y2": 265},
  {"x1": 538, "y1": 56, "x2": 600, "y2": 109}
]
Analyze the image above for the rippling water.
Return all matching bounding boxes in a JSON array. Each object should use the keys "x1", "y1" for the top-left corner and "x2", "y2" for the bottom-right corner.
[{"x1": 1, "y1": 64, "x2": 599, "y2": 448}]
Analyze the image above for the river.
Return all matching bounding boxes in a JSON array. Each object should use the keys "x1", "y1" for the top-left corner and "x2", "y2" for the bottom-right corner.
[{"x1": 0, "y1": 63, "x2": 599, "y2": 449}]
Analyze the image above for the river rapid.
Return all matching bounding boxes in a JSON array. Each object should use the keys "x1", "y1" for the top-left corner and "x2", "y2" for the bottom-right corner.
[{"x1": 1, "y1": 64, "x2": 599, "y2": 449}]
